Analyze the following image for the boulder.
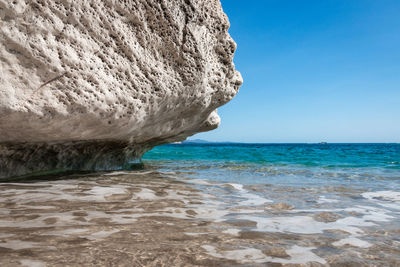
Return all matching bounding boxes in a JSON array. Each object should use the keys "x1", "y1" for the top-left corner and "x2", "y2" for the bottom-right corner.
[{"x1": 0, "y1": 0, "x2": 242, "y2": 178}]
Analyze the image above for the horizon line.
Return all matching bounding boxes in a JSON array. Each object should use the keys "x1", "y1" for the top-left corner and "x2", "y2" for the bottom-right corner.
[{"x1": 183, "y1": 140, "x2": 399, "y2": 144}]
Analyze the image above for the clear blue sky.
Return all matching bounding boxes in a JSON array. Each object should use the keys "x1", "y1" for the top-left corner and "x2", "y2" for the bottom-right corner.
[{"x1": 193, "y1": 0, "x2": 400, "y2": 143}]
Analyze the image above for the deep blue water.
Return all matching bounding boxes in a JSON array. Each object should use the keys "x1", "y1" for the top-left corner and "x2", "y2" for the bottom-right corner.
[{"x1": 143, "y1": 143, "x2": 400, "y2": 189}]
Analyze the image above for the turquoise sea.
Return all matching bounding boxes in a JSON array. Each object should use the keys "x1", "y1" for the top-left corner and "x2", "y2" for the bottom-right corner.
[
  {"x1": 1, "y1": 143, "x2": 399, "y2": 265},
  {"x1": 144, "y1": 143, "x2": 400, "y2": 188},
  {"x1": 142, "y1": 143, "x2": 400, "y2": 264}
]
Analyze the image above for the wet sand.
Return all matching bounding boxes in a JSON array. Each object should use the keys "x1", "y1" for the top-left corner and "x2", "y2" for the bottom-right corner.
[{"x1": 0, "y1": 171, "x2": 399, "y2": 266}]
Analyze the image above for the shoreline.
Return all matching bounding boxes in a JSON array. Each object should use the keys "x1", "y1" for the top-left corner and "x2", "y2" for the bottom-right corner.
[{"x1": 0, "y1": 170, "x2": 399, "y2": 266}]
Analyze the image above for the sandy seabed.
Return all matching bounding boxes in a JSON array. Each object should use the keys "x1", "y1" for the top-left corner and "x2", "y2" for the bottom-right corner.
[{"x1": 0, "y1": 171, "x2": 399, "y2": 266}]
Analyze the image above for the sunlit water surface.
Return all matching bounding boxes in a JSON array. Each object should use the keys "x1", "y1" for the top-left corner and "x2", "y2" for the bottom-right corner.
[{"x1": 0, "y1": 143, "x2": 399, "y2": 266}]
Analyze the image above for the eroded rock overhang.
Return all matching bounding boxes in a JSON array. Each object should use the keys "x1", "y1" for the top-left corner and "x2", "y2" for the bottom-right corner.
[{"x1": 0, "y1": 0, "x2": 242, "y2": 179}]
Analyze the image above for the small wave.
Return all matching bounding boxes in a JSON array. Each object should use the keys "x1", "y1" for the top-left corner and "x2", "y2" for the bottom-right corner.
[
  {"x1": 362, "y1": 191, "x2": 400, "y2": 202},
  {"x1": 227, "y1": 183, "x2": 272, "y2": 205},
  {"x1": 228, "y1": 183, "x2": 245, "y2": 191},
  {"x1": 317, "y1": 196, "x2": 339, "y2": 204},
  {"x1": 103, "y1": 171, "x2": 130, "y2": 176},
  {"x1": 362, "y1": 191, "x2": 400, "y2": 210}
]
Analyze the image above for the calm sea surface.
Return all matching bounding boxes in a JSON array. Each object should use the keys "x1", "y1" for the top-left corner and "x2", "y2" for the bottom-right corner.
[
  {"x1": 144, "y1": 143, "x2": 400, "y2": 188},
  {"x1": 143, "y1": 143, "x2": 400, "y2": 264},
  {"x1": 0, "y1": 143, "x2": 399, "y2": 266}
]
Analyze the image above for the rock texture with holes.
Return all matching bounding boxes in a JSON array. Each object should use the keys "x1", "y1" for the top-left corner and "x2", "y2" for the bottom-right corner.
[{"x1": 0, "y1": 0, "x2": 242, "y2": 178}]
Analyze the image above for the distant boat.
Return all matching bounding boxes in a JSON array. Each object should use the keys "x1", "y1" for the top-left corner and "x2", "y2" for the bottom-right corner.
[{"x1": 319, "y1": 142, "x2": 327, "y2": 144}]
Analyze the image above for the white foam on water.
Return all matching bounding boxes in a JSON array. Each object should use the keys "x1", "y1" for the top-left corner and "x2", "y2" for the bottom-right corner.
[
  {"x1": 129, "y1": 187, "x2": 196, "y2": 204},
  {"x1": 0, "y1": 240, "x2": 56, "y2": 250},
  {"x1": 201, "y1": 244, "x2": 326, "y2": 264},
  {"x1": 279, "y1": 245, "x2": 326, "y2": 264},
  {"x1": 185, "y1": 232, "x2": 209, "y2": 236},
  {"x1": 0, "y1": 213, "x2": 77, "y2": 228},
  {"x1": 362, "y1": 191, "x2": 400, "y2": 210},
  {"x1": 143, "y1": 205, "x2": 230, "y2": 222},
  {"x1": 126, "y1": 170, "x2": 159, "y2": 176},
  {"x1": 108, "y1": 214, "x2": 138, "y2": 224},
  {"x1": 43, "y1": 228, "x2": 88, "y2": 237},
  {"x1": 362, "y1": 191, "x2": 400, "y2": 202},
  {"x1": 317, "y1": 196, "x2": 339, "y2": 204},
  {"x1": 192, "y1": 207, "x2": 230, "y2": 221},
  {"x1": 85, "y1": 230, "x2": 119, "y2": 240},
  {"x1": 0, "y1": 185, "x2": 75, "y2": 203},
  {"x1": 188, "y1": 179, "x2": 215, "y2": 185},
  {"x1": 239, "y1": 215, "x2": 339, "y2": 234},
  {"x1": 335, "y1": 216, "x2": 376, "y2": 228},
  {"x1": 20, "y1": 259, "x2": 46, "y2": 267},
  {"x1": 0, "y1": 183, "x2": 44, "y2": 187},
  {"x1": 103, "y1": 171, "x2": 130, "y2": 176},
  {"x1": 228, "y1": 183, "x2": 272, "y2": 206},
  {"x1": 231, "y1": 208, "x2": 266, "y2": 214},
  {"x1": 239, "y1": 193, "x2": 273, "y2": 206},
  {"x1": 0, "y1": 208, "x2": 140, "y2": 229},
  {"x1": 222, "y1": 228, "x2": 241, "y2": 236},
  {"x1": 201, "y1": 245, "x2": 267, "y2": 263},
  {"x1": 158, "y1": 171, "x2": 177, "y2": 175},
  {"x1": 21, "y1": 205, "x2": 57, "y2": 210},
  {"x1": 333, "y1": 237, "x2": 372, "y2": 248},
  {"x1": 0, "y1": 183, "x2": 133, "y2": 203},
  {"x1": 134, "y1": 188, "x2": 158, "y2": 200},
  {"x1": 234, "y1": 198, "x2": 398, "y2": 249},
  {"x1": 356, "y1": 206, "x2": 394, "y2": 222},
  {"x1": 236, "y1": 214, "x2": 373, "y2": 247},
  {"x1": 0, "y1": 233, "x2": 14, "y2": 238},
  {"x1": 341, "y1": 205, "x2": 395, "y2": 226},
  {"x1": 229, "y1": 183, "x2": 244, "y2": 191},
  {"x1": 169, "y1": 206, "x2": 231, "y2": 221},
  {"x1": 86, "y1": 186, "x2": 129, "y2": 200}
]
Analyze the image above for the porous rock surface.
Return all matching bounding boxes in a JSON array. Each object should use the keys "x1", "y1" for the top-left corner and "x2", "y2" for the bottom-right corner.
[{"x1": 0, "y1": 0, "x2": 242, "y2": 178}]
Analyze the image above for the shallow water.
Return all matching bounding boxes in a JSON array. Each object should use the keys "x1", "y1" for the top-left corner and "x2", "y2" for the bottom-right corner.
[{"x1": 0, "y1": 143, "x2": 399, "y2": 266}]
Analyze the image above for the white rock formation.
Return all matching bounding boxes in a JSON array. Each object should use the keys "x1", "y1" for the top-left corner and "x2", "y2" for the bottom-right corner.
[{"x1": 0, "y1": 0, "x2": 242, "y2": 178}]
